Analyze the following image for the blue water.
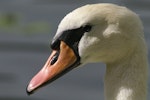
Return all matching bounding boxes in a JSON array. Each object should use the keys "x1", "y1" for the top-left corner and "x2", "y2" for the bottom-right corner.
[{"x1": 0, "y1": 1, "x2": 150, "y2": 100}]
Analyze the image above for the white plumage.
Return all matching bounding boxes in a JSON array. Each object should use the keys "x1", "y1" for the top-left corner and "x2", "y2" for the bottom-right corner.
[
  {"x1": 56, "y1": 3, "x2": 148, "y2": 100},
  {"x1": 27, "y1": 3, "x2": 148, "y2": 100}
]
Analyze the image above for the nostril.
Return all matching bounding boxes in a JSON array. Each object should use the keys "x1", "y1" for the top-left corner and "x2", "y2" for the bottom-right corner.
[
  {"x1": 50, "y1": 51, "x2": 60, "y2": 65},
  {"x1": 50, "y1": 39, "x2": 60, "y2": 50}
]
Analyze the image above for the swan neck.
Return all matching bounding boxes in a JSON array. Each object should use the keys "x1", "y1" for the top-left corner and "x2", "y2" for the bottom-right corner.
[{"x1": 104, "y1": 49, "x2": 148, "y2": 100}]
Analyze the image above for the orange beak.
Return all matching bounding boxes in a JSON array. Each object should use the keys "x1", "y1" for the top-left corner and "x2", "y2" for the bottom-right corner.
[{"x1": 27, "y1": 41, "x2": 79, "y2": 94}]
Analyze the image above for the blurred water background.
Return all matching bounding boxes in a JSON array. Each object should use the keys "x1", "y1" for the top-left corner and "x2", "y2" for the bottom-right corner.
[{"x1": 0, "y1": 0, "x2": 150, "y2": 100}]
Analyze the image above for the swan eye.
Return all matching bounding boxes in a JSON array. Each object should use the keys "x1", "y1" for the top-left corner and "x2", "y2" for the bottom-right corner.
[{"x1": 82, "y1": 25, "x2": 92, "y2": 32}]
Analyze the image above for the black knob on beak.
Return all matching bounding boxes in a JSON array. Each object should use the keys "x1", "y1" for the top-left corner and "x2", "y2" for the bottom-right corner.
[{"x1": 50, "y1": 39, "x2": 60, "y2": 50}]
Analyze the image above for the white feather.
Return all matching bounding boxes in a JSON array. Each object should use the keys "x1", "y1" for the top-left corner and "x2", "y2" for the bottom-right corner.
[{"x1": 55, "y1": 3, "x2": 148, "y2": 100}]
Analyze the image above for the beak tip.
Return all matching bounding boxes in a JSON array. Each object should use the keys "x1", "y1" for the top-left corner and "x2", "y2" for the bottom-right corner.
[
  {"x1": 26, "y1": 85, "x2": 34, "y2": 95},
  {"x1": 26, "y1": 89, "x2": 33, "y2": 96}
]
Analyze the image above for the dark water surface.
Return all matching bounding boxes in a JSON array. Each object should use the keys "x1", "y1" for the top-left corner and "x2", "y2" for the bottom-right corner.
[{"x1": 0, "y1": 0, "x2": 150, "y2": 100}]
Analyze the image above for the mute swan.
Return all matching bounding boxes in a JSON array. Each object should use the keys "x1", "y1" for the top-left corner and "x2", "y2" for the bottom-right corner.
[{"x1": 27, "y1": 3, "x2": 148, "y2": 100}]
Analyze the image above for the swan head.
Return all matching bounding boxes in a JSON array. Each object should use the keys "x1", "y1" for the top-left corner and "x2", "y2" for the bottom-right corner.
[{"x1": 27, "y1": 3, "x2": 144, "y2": 94}]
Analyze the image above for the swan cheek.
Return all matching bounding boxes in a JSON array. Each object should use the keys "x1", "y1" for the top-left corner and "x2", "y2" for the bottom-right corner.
[
  {"x1": 78, "y1": 36, "x2": 100, "y2": 63},
  {"x1": 78, "y1": 39, "x2": 91, "y2": 63}
]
